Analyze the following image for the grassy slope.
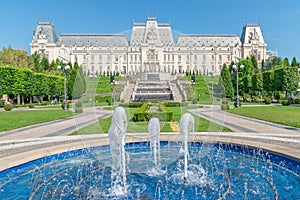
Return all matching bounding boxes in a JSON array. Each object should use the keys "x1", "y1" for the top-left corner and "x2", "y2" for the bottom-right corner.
[{"x1": 228, "y1": 106, "x2": 300, "y2": 128}]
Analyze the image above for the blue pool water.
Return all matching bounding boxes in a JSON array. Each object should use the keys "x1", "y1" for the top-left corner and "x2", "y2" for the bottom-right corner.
[{"x1": 0, "y1": 142, "x2": 299, "y2": 199}]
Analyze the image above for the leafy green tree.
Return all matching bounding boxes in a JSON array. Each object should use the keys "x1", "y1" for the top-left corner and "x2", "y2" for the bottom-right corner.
[
  {"x1": 252, "y1": 73, "x2": 263, "y2": 97},
  {"x1": 219, "y1": 64, "x2": 234, "y2": 98},
  {"x1": 291, "y1": 57, "x2": 298, "y2": 67},
  {"x1": 251, "y1": 56, "x2": 258, "y2": 73},
  {"x1": 283, "y1": 57, "x2": 290, "y2": 67},
  {"x1": 0, "y1": 46, "x2": 34, "y2": 69},
  {"x1": 40, "y1": 56, "x2": 50, "y2": 71},
  {"x1": 243, "y1": 75, "x2": 252, "y2": 96},
  {"x1": 282, "y1": 67, "x2": 299, "y2": 97}
]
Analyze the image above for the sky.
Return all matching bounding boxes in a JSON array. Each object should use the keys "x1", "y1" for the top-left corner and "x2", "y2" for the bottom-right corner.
[{"x1": 1, "y1": 0, "x2": 300, "y2": 61}]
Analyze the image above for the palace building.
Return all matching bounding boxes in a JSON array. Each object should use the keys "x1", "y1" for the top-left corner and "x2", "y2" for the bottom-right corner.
[{"x1": 30, "y1": 17, "x2": 267, "y2": 75}]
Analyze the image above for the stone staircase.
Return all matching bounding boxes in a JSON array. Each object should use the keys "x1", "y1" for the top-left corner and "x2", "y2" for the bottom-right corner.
[
  {"x1": 170, "y1": 83, "x2": 183, "y2": 102},
  {"x1": 122, "y1": 83, "x2": 135, "y2": 102}
]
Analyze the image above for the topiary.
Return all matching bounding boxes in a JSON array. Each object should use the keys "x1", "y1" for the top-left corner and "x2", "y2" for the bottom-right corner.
[
  {"x1": 282, "y1": 100, "x2": 290, "y2": 106},
  {"x1": 29, "y1": 104, "x2": 35, "y2": 108},
  {"x1": 192, "y1": 98, "x2": 198, "y2": 104},
  {"x1": 4, "y1": 103, "x2": 14, "y2": 111},
  {"x1": 264, "y1": 98, "x2": 272, "y2": 104},
  {"x1": 75, "y1": 100, "x2": 83, "y2": 108},
  {"x1": 221, "y1": 104, "x2": 230, "y2": 110},
  {"x1": 75, "y1": 107, "x2": 83, "y2": 113}
]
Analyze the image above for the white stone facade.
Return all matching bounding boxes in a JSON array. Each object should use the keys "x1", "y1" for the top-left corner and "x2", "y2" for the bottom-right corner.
[{"x1": 30, "y1": 18, "x2": 267, "y2": 75}]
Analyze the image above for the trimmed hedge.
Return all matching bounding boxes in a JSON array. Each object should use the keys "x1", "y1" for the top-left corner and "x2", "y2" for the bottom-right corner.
[
  {"x1": 162, "y1": 102, "x2": 188, "y2": 107},
  {"x1": 282, "y1": 100, "x2": 291, "y2": 106},
  {"x1": 133, "y1": 103, "x2": 173, "y2": 122},
  {"x1": 119, "y1": 102, "x2": 144, "y2": 108}
]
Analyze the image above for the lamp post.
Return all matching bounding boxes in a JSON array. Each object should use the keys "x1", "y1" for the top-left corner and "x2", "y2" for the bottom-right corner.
[
  {"x1": 232, "y1": 64, "x2": 244, "y2": 108},
  {"x1": 209, "y1": 71, "x2": 215, "y2": 104},
  {"x1": 57, "y1": 63, "x2": 70, "y2": 110},
  {"x1": 89, "y1": 72, "x2": 95, "y2": 107}
]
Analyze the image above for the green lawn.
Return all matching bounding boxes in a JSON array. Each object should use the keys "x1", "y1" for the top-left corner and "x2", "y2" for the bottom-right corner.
[
  {"x1": 228, "y1": 106, "x2": 300, "y2": 128},
  {"x1": 0, "y1": 110, "x2": 73, "y2": 132},
  {"x1": 186, "y1": 75, "x2": 221, "y2": 105},
  {"x1": 74, "y1": 105, "x2": 232, "y2": 134}
]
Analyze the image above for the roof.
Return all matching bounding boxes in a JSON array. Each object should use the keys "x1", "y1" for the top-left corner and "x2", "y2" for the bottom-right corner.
[
  {"x1": 56, "y1": 34, "x2": 128, "y2": 47},
  {"x1": 177, "y1": 34, "x2": 241, "y2": 47},
  {"x1": 32, "y1": 22, "x2": 57, "y2": 43}
]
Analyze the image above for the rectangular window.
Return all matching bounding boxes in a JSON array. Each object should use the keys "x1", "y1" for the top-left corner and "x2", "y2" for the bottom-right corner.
[
  {"x1": 178, "y1": 55, "x2": 181, "y2": 62},
  {"x1": 227, "y1": 55, "x2": 230, "y2": 62},
  {"x1": 211, "y1": 55, "x2": 214, "y2": 60},
  {"x1": 203, "y1": 55, "x2": 206, "y2": 61},
  {"x1": 219, "y1": 55, "x2": 222, "y2": 61}
]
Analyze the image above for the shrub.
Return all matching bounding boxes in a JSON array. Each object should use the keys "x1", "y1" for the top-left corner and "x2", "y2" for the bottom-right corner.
[
  {"x1": 0, "y1": 99, "x2": 5, "y2": 107},
  {"x1": 75, "y1": 107, "x2": 83, "y2": 113},
  {"x1": 293, "y1": 98, "x2": 300, "y2": 104},
  {"x1": 61, "y1": 103, "x2": 70, "y2": 110},
  {"x1": 4, "y1": 103, "x2": 14, "y2": 111},
  {"x1": 75, "y1": 100, "x2": 83, "y2": 108},
  {"x1": 234, "y1": 101, "x2": 242, "y2": 108},
  {"x1": 192, "y1": 98, "x2": 198, "y2": 104},
  {"x1": 119, "y1": 102, "x2": 144, "y2": 108},
  {"x1": 29, "y1": 104, "x2": 35, "y2": 108},
  {"x1": 282, "y1": 100, "x2": 291, "y2": 106},
  {"x1": 41, "y1": 101, "x2": 48, "y2": 106},
  {"x1": 221, "y1": 99, "x2": 228, "y2": 104},
  {"x1": 221, "y1": 104, "x2": 230, "y2": 110},
  {"x1": 162, "y1": 102, "x2": 188, "y2": 107},
  {"x1": 264, "y1": 98, "x2": 272, "y2": 105},
  {"x1": 120, "y1": 99, "x2": 125, "y2": 103}
]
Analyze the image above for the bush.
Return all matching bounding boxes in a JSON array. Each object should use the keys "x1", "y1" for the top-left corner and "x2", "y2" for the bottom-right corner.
[
  {"x1": 75, "y1": 107, "x2": 83, "y2": 113},
  {"x1": 0, "y1": 99, "x2": 5, "y2": 107},
  {"x1": 264, "y1": 98, "x2": 272, "y2": 105},
  {"x1": 162, "y1": 102, "x2": 188, "y2": 107},
  {"x1": 120, "y1": 99, "x2": 125, "y2": 103},
  {"x1": 293, "y1": 98, "x2": 300, "y2": 104},
  {"x1": 29, "y1": 104, "x2": 35, "y2": 108},
  {"x1": 234, "y1": 101, "x2": 242, "y2": 108},
  {"x1": 4, "y1": 103, "x2": 14, "y2": 111},
  {"x1": 192, "y1": 98, "x2": 198, "y2": 104},
  {"x1": 282, "y1": 100, "x2": 291, "y2": 106},
  {"x1": 119, "y1": 102, "x2": 144, "y2": 108},
  {"x1": 75, "y1": 100, "x2": 83, "y2": 108},
  {"x1": 221, "y1": 99, "x2": 228, "y2": 104},
  {"x1": 61, "y1": 103, "x2": 70, "y2": 110},
  {"x1": 221, "y1": 104, "x2": 230, "y2": 110}
]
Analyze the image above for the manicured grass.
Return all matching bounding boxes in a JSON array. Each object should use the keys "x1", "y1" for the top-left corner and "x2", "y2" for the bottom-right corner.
[
  {"x1": 228, "y1": 106, "x2": 300, "y2": 128},
  {"x1": 0, "y1": 110, "x2": 73, "y2": 132},
  {"x1": 186, "y1": 75, "x2": 220, "y2": 105},
  {"x1": 74, "y1": 105, "x2": 232, "y2": 134}
]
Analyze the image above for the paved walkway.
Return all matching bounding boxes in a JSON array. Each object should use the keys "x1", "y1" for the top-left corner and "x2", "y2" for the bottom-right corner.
[
  {"x1": 189, "y1": 105, "x2": 300, "y2": 134},
  {"x1": 0, "y1": 106, "x2": 112, "y2": 140}
]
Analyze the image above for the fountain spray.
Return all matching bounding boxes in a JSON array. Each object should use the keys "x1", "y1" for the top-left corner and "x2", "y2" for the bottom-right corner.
[
  {"x1": 179, "y1": 113, "x2": 194, "y2": 183},
  {"x1": 108, "y1": 106, "x2": 128, "y2": 195},
  {"x1": 148, "y1": 118, "x2": 161, "y2": 170}
]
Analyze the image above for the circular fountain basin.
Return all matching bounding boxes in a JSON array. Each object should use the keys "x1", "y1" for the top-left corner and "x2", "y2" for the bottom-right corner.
[{"x1": 0, "y1": 141, "x2": 299, "y2": 199}]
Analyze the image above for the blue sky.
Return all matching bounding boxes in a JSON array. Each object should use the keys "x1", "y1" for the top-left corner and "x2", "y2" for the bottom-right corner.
[{"x1": 1, "y1": 0, "x2": 300, "y2": 61}]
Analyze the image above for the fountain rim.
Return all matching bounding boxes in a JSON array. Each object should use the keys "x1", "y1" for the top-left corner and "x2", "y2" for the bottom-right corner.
[{"x1": 0, "y1": 132, "x2": 299, "y2": 172}]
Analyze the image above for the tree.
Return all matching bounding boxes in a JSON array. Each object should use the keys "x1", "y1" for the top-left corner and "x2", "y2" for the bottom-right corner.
[
  {"x1": 283, "y1": 57, "x2": 290, "y2": 67},
  {"x1": 0, "y1": 46, "x2": 34, "y2": 69},
  {"x1": 291, "y1": 57, "x2": 298, "y2": 68},
  {"x1": 219, "y1": 64, "x2": 234, "y2": 98},
  {"x1": 40, "y1": 56, "x2": 50, "y2": 71},
  {"x1": 251, "y1": 56, "x2": 258, "y2": 73},
  {"x1": 252, "y1": 73, "x2": 263, "y2": 98}
]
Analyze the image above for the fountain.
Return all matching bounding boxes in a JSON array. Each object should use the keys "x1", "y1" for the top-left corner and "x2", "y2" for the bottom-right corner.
[
  {"x1": 108, "y1": 106, "x2": 128, "y2": 195},
  {"x1": 0, "y1": 109, "x2": 299, "y2": 199},
  {"x1": 179, "y1": 113, "x2": 194, "y2": 183}
]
